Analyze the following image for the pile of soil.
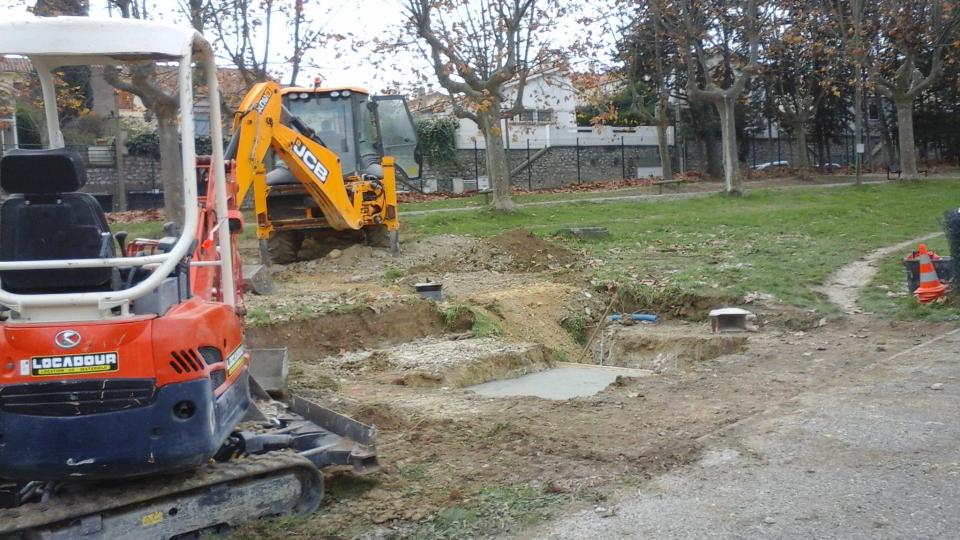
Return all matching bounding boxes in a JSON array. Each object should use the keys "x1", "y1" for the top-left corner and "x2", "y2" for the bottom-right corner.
[
  {"x1": 418, "y1": 228, "x2": 580, "y2": 274},
  {"x1": 488, "y1": 228, "x2": 578, "y2": 270}
]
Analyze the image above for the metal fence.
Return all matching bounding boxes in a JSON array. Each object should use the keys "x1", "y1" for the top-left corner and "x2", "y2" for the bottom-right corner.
[{"x1": 419, "y1": 136, "x2": 668, "y2": 193}]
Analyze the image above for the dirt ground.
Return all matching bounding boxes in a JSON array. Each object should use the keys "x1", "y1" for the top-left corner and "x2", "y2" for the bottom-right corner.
[{"x1": 237, "y1": 228, "x2": 953, "y2": 539}]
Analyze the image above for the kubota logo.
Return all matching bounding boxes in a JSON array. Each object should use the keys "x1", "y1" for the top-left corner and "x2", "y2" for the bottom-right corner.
[
  {"x1": 54, "y1": 330, "x2": 81, "y2": 349},
  {"x1": 292, "y1": 139, "x2": 329, "y2": 183}
]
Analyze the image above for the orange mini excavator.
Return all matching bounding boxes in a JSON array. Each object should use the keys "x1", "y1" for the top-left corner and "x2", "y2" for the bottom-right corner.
[{"x1": 0, "y1": 17, "x2": 375, "y2": 539}]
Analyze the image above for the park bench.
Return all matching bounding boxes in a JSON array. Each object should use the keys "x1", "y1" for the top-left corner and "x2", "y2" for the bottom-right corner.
[
  {"x1": 885, "y1": 163, "x2": 928, "y2": 180},
  {"x1": 652, "y1": 178, "x2": 682, "y2": 194},
  {"x1": 479, "y1": 188, "x2": 493, "y2": 204}
]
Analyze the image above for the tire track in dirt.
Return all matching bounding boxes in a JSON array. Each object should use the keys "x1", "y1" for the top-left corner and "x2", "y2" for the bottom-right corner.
[{"x1": 818, "y1": 232, "x2": 943, "y2": 313}]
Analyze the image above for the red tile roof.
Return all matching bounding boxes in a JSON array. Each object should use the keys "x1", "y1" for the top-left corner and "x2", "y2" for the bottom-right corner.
[{"x1": 0, "y1": 56, "x2": 34, "y2": 74}]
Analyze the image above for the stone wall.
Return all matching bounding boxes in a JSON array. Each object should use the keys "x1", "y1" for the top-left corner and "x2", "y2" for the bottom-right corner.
[
  {"x1": 84, "y1": 155, "x2": 163, "y2": 195},
  {"x1": 80, "y1": 155, "x2": 165, "y2": 210},
  {"x1": 421, "y1": 145, "x2": 666, "y2": 192}
]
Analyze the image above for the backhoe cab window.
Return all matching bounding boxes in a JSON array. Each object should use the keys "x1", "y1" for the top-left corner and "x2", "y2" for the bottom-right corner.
[
  {"x1": 373, "y1": 96, "x2": 421, "y2": 179},
  {"x1": 285, "y1": 93, "x2": 357, "y2": 174}
]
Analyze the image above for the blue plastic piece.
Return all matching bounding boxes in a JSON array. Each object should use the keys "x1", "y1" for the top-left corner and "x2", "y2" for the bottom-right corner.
[{"x1": 607, "y1": 312, "x2": 658, "y2": 322}]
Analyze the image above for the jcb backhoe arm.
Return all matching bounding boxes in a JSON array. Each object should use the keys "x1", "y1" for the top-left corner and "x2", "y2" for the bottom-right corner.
[{"x1": 229, "y1": 81, "x2": 397, "y2": 239}]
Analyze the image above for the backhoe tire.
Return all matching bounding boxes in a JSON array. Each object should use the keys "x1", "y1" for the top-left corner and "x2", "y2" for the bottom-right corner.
[
  {"x1": 267, "y1": 231, "x2": 302, "y2": 265},
  {"x1": 364, "y1": 225, "x2": 391, "y2": 248}
]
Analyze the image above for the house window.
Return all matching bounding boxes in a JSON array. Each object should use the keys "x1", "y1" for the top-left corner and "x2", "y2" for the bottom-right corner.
[
  {"x1": 516, "y1": 108, "x2": 555, "y2": 124},
  {"x1": 868, "y1": 104, "x2": 879, "y2": 121}
]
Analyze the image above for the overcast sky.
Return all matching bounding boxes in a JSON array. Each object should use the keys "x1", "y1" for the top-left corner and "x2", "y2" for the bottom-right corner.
[{"x1": 2, "y1": 0, "x2": 615, "y2": 94}]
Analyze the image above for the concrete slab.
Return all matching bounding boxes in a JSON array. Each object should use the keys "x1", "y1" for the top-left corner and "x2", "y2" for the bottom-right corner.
[{"x1": 468, "y1": 363, "x2": 652, "y2": 400}]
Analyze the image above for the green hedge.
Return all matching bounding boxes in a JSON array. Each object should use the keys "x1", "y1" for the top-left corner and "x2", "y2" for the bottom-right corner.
[
  {"x1": 126, "y1": 133, "x2": 226, "y2": 159},
  {"x1": 414, "y1": 116, "x2": 459, "y2": 166}
]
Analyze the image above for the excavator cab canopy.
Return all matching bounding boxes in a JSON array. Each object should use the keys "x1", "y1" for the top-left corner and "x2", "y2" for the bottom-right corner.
[
  {"x1": 281, "y1": 87, "x2": 422, "y2": 182},
  {"x1": 0, "y1": 17, "x2": 233, "y2": 322}
]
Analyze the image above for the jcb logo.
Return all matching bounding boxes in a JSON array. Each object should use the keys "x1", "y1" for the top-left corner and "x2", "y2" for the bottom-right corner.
[
  {"x1": 292, "y1": 140, "x2": 329, "y2": 183},
  {"x1": 255, "y1": 89, "x2": 272, "y2": 113}
]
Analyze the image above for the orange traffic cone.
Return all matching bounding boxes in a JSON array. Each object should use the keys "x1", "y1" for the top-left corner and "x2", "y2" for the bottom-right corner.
[{"x1": 914, "y1": 251, "x2": 948, "y2": 304}]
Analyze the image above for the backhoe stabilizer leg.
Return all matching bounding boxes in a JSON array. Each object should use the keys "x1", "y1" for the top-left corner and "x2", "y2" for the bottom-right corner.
[{"x1": 389, "y1": 230, "x2": 400, "y2": 257}]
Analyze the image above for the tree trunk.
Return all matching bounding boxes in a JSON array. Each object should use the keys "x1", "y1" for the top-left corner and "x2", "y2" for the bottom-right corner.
[
  {"x1": 702, "y1": 132, "x2": 722, "y2": 180},
  {"x1": 794, "y1": 119, "x2": 811, "y2": 177},
  {"x1": 826, "y1": 136, "x2": 833, "y2": 170},
  {"x1": 157, "y1": 114, "x2": 184, "y2": 225},
  {"x1": 894, "y1": 96, "x2": 919, "y2": 180},
  {"x1": 478, "y1": 107, "x2": 515, "y2": 211},
  {"x1": 816, "y1": 131, "x2": 825, "y2": 170},
  {"x1": 853, "y1": 74, "x2": 863, "y2": 184},
  {"x1": 716, "y1": 98, "x2": 742, "y2": 195},
  {"x1": 656, "y1": 113, "x2": 673, "y2": 180},
  {"x1": 876, "y1": 94, "x2": 896, "y2": 166}
]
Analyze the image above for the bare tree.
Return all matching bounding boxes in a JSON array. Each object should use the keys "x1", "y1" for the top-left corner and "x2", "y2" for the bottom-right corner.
[
  {"x1": 621, "y1": 1, "x2": 675, "y2": 180},
  {"x1": 664, "y1": 0, "x2": 766, "y2": 196},
  {"x1": 822, "y1": 0, "x2": 869, "y2": 184},
  {"x1": 403, "y1": 0, "x2": 559, "y2": 211},
  {"x1": 866, "y1": 0, "x2": 959, "y2": 180},
  {"x1": 767, "y1": 1, "x2": 841, "y2": 178},
  {"x1": 205, "y1": 0, "x2": 275, "y2": 86},
  {"x1": 286, "y1": 0, "x2": 347, "y2": 86},
  {"x1": 104, "y1": 0, "x2": 184, "y2": 223}
]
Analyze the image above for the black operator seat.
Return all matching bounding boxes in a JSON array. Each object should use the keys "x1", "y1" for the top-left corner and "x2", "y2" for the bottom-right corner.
[{"x1": 0, "y1": 148, "x2": 115, "y2": 294}]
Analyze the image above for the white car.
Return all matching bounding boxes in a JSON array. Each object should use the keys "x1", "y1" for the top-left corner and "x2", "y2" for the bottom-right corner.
[
  {"x1": 751, "y1": 161, "x2": 790, "y2": 170},
  {"x1": 816, "y1": 162, "x2": 843, "y2": 171}
]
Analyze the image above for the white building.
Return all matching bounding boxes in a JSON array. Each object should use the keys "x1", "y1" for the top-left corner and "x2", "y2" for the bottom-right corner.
[{"x1": 424, "y1": 69, "x2": 673, "y2": 151}]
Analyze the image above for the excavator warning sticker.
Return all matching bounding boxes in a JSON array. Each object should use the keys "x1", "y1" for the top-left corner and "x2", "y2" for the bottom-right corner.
[
  {"x1": 29, "y1": 352, "x2": 119, "y2": 377},
  {"x1": 141, "y1": 511, "x2": 164, "y2": 527},
  {"x1": 226, "y1": 345, "x2": 246, "y2": 376}
]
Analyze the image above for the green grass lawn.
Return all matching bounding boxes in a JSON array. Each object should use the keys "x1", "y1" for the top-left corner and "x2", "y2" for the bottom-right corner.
[
  {"x1": 399, "y1": 186, "x2": 666, "y2": 212},
  {"x1": 109, "y1": 220, "x2": 164, "y2": 239},
  {"x1": 405, "y1": 179, "x2": 960, "y2": 315},
  {"x1": 112, "y1": 179, "x2": 960, "y2": 319}
]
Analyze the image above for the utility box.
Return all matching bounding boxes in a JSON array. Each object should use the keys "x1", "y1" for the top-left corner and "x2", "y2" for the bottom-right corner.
[{"x1": 708, "y1": 307, "x2": 754, "y2": 333}]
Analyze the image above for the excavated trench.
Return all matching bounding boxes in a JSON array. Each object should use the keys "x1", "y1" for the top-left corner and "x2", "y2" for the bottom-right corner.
[
  {"x1": 591, "y1": 324, "x2": 748, "y2": 372},
  {"x1": 246, "y1": 300, "x2": 471, "y2": 360},
  {"x1": 246, "y1": 282, "x2": 751, "y2": 403},
  {"x1": 317, "y1": 338, "x2": 552, "y2": 388}
]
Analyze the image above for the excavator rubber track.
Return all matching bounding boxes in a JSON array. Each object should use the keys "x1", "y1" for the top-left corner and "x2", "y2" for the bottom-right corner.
[
  {"x1": 0, "y1": 380, "x2": 378, "y2": 540},
  {"x1": 0, "y1": 451, "x2": 320, "y2": 539}
]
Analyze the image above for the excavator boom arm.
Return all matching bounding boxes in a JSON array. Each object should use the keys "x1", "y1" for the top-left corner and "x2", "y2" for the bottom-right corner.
[{"x1": 231, "y1": 82, "x2": 390, "y2": 236}]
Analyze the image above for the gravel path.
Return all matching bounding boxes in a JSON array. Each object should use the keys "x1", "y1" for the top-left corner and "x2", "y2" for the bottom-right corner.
[
  {"x1": 523, "y1": 327, "x2": 960, "y2": 539},
  {"x1": 818, "y1": 232, "x2": 943, "y2": 313}
]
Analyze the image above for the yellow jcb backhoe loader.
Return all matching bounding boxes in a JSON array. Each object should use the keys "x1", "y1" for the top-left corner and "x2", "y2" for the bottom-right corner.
[{"x1": 228, "y1": 82, "x2": 422, "y2": 263}]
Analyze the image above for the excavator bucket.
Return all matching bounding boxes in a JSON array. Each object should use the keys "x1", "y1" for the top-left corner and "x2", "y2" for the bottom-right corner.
[
  {"x1": 242, "y1": 264, "x2": 278, "y2": 295},
  {"x1": 248, "y1": 348, "x2": 290, "y2": 395}
]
